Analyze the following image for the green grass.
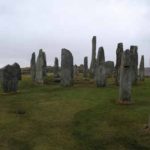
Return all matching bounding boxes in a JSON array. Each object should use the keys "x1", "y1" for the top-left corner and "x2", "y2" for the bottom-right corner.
[{"x1": 0, "y1": 75, "x2": 150, "y2": 150}]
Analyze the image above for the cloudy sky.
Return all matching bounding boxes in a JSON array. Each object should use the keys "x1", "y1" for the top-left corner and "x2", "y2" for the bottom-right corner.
[{"x1": 0, "y1": 0, "x2": 150, "y2": 67}]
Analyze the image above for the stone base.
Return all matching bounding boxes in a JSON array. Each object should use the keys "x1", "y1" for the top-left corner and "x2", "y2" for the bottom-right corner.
[
  {"x1": 1, "y1": 91, "x2": 20, "y2": 95},
  {"x1": 118, "y1": 100, "x2": 134, "y2": 105}
]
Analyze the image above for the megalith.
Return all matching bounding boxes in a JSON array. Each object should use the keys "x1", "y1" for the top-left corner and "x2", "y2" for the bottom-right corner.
[
  {"x1": 54, "y1": 57, "x2": 59, "y2": 78},
  {"x1": 139, "y1": 55, "x2": 144, "y2": 81},
  {"x1": 83, "y1": 57, "x2": 88, "y2": 78},
  {"x1": 115, "y1": 43, "x2": 123, "y2": 85},
  {"x1": 130, "y1": 46, "x2": 138, "y2": 85},
  {"x1": 119, "y1": 50, "x2": 132, "y2": 103},
  {"x1": 1, "y1": 63, "x2": 21, "y2": 93},
  {"x1": 30, "y1": 52, "x2": 36, "y2": 81},
  {"x1": 95, "y1": 47, "x2": 106, "y2": 87},
  {"x1": 61, "y1": 48, "x2": 73, "y2": 86},
  {"x1": 90, "y1": 36, "x2": 96, "y2": 78},
  {"x1": 35, "y1": 49, "x2": 47, "y2": 84}
]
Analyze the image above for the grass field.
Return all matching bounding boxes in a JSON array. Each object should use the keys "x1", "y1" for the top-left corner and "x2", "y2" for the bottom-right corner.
[{"x1": 0, "y1": 75, "x2": 150, "y2": 150}]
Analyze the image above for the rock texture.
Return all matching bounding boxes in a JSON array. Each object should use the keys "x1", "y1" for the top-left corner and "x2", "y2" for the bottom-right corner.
[
  {"x1": 90, "y1": 36, "x2": 96, "y2": 78},
  {"x1": 1, "y1": 63, "x2": 21, "y2": 93},
  {"x1": 115, "y1": 43, "x2": 123, "y2": 85},
  {"x1": 97, "y1": 47, "x2": 105, "y2": 65},
  {"x1": 54, "y1": 57, "x2": 59, "y2": 78},
  {"x1": 35, "y1": 49, "x2": 47, "y2": 84},
  {"x1": 139, "y1": 55, "x2": 144, "y2": 81},
  {"x1": 61, "y1": 48, "x2": 73, "y2": 86},
  {"x1": 95, "y1": 47, "x2": 106, "y2": 87},
  {"x1": 30, "y1": 52, "x2": 36, "y2": 81},
  {"x1": 105, "y1": 61, "x2": 114, "y2": 77},
  {"x1": 119, "y1": 50, "x2": 132, "y2": 103},
  {"x1": 83, "y1": 57, "x2": 88, "y2": 78},
  {"x1": 130, "y1": 46, "x2": 138, "y2": 85}
]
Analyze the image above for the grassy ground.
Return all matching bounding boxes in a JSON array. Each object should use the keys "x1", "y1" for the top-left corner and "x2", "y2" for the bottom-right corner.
[{"x1": 0, "y1": 75, "x2": 150, "y2": 150}]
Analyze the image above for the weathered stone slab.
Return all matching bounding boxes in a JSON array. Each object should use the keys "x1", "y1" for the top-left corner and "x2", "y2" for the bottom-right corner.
[
  {"x1": 83, "y1": 57, "x2": 88, "y2": 78},
  {"x1": 90, "y1": 36, "x2": 96, "y2": 78},
  {"x1": 95, "y1": 64, "x2": 106, "y2": 87},
  {"x1": 130, "y1": 45, "x2": 138, "y2": 85},
  {"x1": 95, "y1": 47, "x2": 106, "y2": 87},
  {"x1": 105, "y1": 61, "x2": 114, "y2": 77},
  {"x1": 139, "y1": 55, "x2": 144, "y2": 81},
  {"x1": 35, "y1": 49, "x2": 47, "y2": 84},
  {"x1": 54, "y1": 57, "x2": 59, "y2": 78},
  {"x1": 115, "y1": 43, "x2": 123, "y2": 85},
  {"x1": 30, "y1": 52, "x2": 36, "y2": 81},
  {"x1": 97, "y1": 47, "x2": 105, "y2": 65},
  {"x1": 12, "y1": 63, "x2": 22, "y2": 80},
  {"x1": 119, "y1": 49, "x2": 132, "y2": 103},
  {"x1": 1, "y1": 63, "x2": 21, "y2": 93},
  {"x1": 61, "y1": 48, "x2": 73, "y2": 86}
]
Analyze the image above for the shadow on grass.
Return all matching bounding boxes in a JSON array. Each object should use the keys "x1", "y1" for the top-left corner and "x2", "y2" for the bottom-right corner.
[{"x1": 72, "y1": 104, "x2": 150, "y2": 150}]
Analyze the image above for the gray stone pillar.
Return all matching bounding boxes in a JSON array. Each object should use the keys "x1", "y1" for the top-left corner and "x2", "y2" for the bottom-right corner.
[
  {"x1": 54, "y1": 57, "x2": 59, "y2": 78},
  {"x1": 95, "y1": 47, "x2": 106, "y2": 87},
  {"x1": 139, "y1": 55, "x2": 144, "y2": 81},
  {"x1": 115, "y1": 43, "x2": 123, "y2": 85},
  {"x1": 130, "y1": 46, "x2": 138, "y2": 85},
  {"x1": 30, "y1": 52, "x2": 36, "y2": 81},
  {"x1": 35, "y1": 49, "x2": 46, "y2": 84},
  {"x1": 90, "y1": 36, "x2": 96, "y2": 78},
  {"x1": 97, "y1": 47, "x2": 105, "y2": 65},
  {"x1": 61, "y1": 48, "x2": 73, "y2": 86},
  {"x1": 119, "y1": 50, "x2": 132, "y2": 103},
  {"x1": 83, "y1": 57, "x2": 88, "y2": 78}
]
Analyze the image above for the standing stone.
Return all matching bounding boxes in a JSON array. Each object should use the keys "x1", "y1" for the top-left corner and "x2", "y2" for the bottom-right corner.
[
  {"x1": 35, "y1": 49, "x2": 46, "y2": 84},
  {"x1": 12, "y1": 63, "x2": 22, "y2": 80},
  {"x1": 54, "y1": 57, "x2": 59, "y2": 78},
  {"x1": 105, "y1": 61, "x2": 115, "y2": 77},
  {"x1": 119, "y1": 50, "x2": 132, "y2": 103},
  {"x1": 130, "y1": 46, "x2": 138, "y2": 85},
  {"x1": 115, "y1": 43, "x2": 123, "y2": 85},
  {"x1": 83, "y1": 57, "x2": 88, "y2": 78},
  {"x1": 139, "y1": 55, "x2": 144, "y2": 81},
  {"x1": 97, "y1": 47, "x2": 105, "y2": 65},
  {"x1": 90, "y1": 36, "x2": 96, "y2": 78},
  {"x1": 1, "y1": 63, "x2": 21, "y2": 93},
  {"x1": 95, "y1": 47, "x2": 106, "y2": 87},
  {"x1": 74, "y1": 65, "x2": 78, "y2": 77},
  {"x1": 42, "y1": 51, "x2": 47, "y2": 77},
  {"x1": 61, "y1": 48, "x2": 73, "y2": 86},
  {"x1": 30, "y1": 52, "x2": 36, "y2": 81}
]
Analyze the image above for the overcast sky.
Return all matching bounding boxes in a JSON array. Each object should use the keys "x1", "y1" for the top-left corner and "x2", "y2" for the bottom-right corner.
[{"x1": 0, "y1": 0, "x2": 150, "y2": 67}]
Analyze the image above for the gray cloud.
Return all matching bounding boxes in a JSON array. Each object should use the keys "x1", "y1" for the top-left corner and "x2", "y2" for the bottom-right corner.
[{"x1": 0, "y1": 0, "x2": 150, "y2": 67}]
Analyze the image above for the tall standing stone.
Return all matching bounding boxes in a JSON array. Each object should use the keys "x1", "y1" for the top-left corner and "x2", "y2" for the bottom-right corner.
[
  {"x1": 95, "y1": 47, "x2": 106, "y2": 87},
  {"x1": 139, "y1": 55, "x2": 144, "y2": 81},
  {"x1": 90, "y1": 36, "x2": 96, "y2": 78},
  {"x1": 61, "y1": 48, "x2": 73, "y2": 86},
  {"x1": 35, "y1": 49, "x2": 46, "y2": 84},
  {"x1": 30, "y1": 52, "x2": 36, "y2": 81},
  {"x1": 83, "y1": 57, "x2": 88, "y2": 78},
  {"x1": 115, "y1": 43, "x2": 123, "y2": 85},
  {"x1": 119, "y1": 50, "x2": 132, "y2": 103},
  {"x1": 54, "y1": 57, "x2": 59, "y2": 78},
  {"x1": 130, "y1": 46, "x2": 138, "y2": 85},
  {"x1": 42, "y1": 51, "x2": 47, "y2": 77}
]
